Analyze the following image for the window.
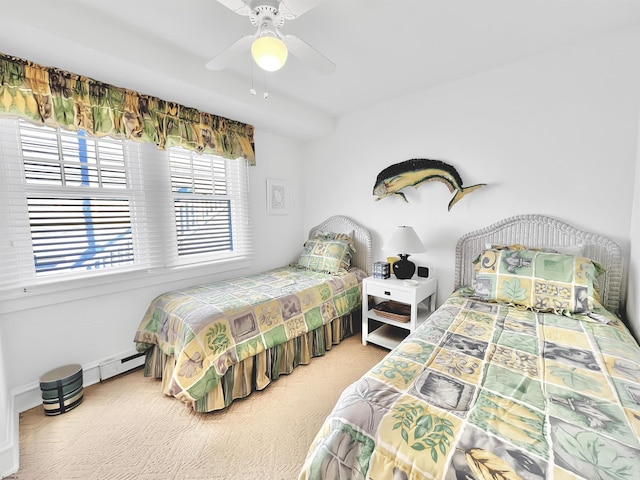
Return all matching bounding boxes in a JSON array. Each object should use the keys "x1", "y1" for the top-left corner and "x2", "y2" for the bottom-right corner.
[
  {"x1": 20, "y1": 123, "x2": 136, "y2": 276},
  {"x1": 0, "y1": 118, "x2": 252, "y2": 291},
  {"x1": 170, "y1": 149, "x2": 233, "y2": 257}
]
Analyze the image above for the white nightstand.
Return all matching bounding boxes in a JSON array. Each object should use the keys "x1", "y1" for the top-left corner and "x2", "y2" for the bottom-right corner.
[{"x1": 361, "y1": 275, "x2": 437, "y2": 349}]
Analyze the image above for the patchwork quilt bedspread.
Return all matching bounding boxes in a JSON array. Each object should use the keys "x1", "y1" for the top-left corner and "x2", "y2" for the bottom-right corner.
[
  {"x1": 134, "y1": 266, "x2": 366, "y2": 403},
  {"x1": 298, "y1": 291, "x2": 640, "y2": 480}
]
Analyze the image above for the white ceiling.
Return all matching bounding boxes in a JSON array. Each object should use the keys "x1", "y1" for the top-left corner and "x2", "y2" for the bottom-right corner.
[{"x1": 2, "y1": 0, "x2": 640, "y2": 140}]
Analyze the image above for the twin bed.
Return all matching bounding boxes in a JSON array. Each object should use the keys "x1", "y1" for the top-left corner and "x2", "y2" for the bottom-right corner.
[
  {"x1": 133, "y1": 215, "x2": 372, "y2": 412},
  {"x1": 298, "y1": 214, "x2": 640, "y2": 480},
  {"x1": 134, "y1": 213, "x2": 640, "y2": 479}
]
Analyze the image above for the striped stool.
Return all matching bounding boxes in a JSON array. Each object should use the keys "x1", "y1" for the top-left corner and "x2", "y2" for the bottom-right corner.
[{"x1": 39, "y1": 364, "x2": 84, "y2": 416}]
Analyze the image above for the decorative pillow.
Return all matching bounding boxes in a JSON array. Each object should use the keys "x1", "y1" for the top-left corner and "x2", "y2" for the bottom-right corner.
[
  {"x1": 472, "y1": 248, "x2": 599, "y2": 315},
  {"x1": 317, "y1": 231, "x2": 356, "y2": 251},
  {"x1": 296, "y1": 236, "x2": 355, "y2": 274}
]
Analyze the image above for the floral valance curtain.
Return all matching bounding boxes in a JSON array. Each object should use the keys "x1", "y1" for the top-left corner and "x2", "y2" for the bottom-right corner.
[{"x1": 0, "y1": 53, "x2": 255, "y2": 164}]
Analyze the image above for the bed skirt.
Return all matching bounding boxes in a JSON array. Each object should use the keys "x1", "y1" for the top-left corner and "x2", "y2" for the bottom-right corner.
[{"x1": 142, "y1": 311, "x2": 358, "y2": 412}]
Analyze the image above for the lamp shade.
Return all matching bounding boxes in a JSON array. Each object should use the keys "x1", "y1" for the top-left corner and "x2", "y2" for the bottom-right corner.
[
  {"x1": 382, "y1": 226, "x2": 425, "y2": 279},
  {"x1": 382, "y1": 226, "x2": 425, "y2": 255},
  {"x1": 251, "y1": 36, "x2": 288, "y2": 72}
]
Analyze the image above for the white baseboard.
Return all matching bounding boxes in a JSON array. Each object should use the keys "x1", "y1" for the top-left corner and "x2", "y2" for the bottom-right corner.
[{"x1": 2, "y1": 349, "x2": 146, "y2": 477}]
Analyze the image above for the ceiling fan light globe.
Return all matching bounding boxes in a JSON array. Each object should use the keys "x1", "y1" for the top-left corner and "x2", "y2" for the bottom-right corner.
[{"x1": 251, "y1": 36, "x2": 288, "y2": 71}]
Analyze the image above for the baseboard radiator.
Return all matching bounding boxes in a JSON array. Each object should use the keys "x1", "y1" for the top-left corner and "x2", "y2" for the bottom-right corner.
[{"x1": 99, "y1": 351, "x2": 145, "y2": 380}]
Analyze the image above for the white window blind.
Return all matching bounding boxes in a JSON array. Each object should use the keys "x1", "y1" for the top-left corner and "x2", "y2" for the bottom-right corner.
[
  {"x1": 168, "y1": 147, "x2": 251, "y2": 264},
  {"x1": 0, "y1": 117, "x2": 252, "y2": 291},
  {"x1": 18, "y1": 122, "x2": 138, "y2": 277},
  {"x1": 0, "y1": 119, "x2": 32, "y2": 288},
  {"x1": 28, "y1": 196, "x2": 134, "y2": 275}
]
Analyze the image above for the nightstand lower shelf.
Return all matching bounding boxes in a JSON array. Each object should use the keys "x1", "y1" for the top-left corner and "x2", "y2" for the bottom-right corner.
[
  {"x1": 367, "y1": 306, "x2": 431, "y2": 330},
  {"x1": 366, "y1": 324, "x2": 408, "y2": 350}
]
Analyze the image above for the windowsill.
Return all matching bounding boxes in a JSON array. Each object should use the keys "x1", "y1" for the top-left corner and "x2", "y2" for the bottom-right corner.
[{"x1": 0, "y1": 257, "x2": 252, "y2": 314}]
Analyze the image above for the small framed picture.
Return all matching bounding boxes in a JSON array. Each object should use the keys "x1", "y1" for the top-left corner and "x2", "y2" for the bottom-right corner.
[{"x1": 266, "y1": 178, "x2": 289, "y2": 215}]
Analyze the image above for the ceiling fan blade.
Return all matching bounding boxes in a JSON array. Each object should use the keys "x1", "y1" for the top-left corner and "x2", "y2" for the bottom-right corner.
[
  {"x1": 205, "y1": 35, "x2": 255, "y2": 70},
  {"x1": 283, "y1": 34, "x2": 335, "y2": 75},
  {"x1": 278, "y1": 0, "x2": 322, "y2": 19},
  {"x1": 215, "y1": 0, "x2": 252, "y2": 16}
]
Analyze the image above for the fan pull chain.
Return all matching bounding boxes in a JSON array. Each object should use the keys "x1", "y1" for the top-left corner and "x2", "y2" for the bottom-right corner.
[
  {"x1": 249, "y1": 57, "x2": 257, "y2": 96},
  {"x1": 249, "y1": 58, "x2": 269, "y2": 99},
  {"x1": 263, "y1": 70, "x2": 269, "y2": 99}
]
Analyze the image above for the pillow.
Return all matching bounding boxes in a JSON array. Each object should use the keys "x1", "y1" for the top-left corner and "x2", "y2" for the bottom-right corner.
[
  {"x1": 472, "y1": 248, "x2": 599, "y2": 315},
  {"x1": 486, "y1": 243, "x2": 586, "y2": 256},
  {"x1": 317, "y1": 231, "x2": 356, "y2": 251},
  {"x1": 296, "y1": 236, "x2": 355, "y2": 274}
]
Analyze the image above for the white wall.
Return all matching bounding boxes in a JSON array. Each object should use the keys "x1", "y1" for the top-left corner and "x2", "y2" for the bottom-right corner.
[
  {"x1": 628, "y1": 103, "x2": 640, "y2": 340},
  {"x1": 303, "y1": 27, "x2": 640, "y2": 311}
]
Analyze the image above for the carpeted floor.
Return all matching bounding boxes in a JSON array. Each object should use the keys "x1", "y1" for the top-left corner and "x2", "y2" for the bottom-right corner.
[{"x1": 17, "y1": 335, "x2": 388, "y2": 480}]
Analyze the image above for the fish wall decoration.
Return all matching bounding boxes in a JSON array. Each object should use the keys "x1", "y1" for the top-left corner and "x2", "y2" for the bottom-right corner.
[{"x1": 373, "y1": 158, "x2": 486, "y2": 210}]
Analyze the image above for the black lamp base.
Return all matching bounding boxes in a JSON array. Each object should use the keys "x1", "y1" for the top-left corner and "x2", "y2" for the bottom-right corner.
[{"x1": 393, "y1": 254, "x2": 416, "y2": 279}]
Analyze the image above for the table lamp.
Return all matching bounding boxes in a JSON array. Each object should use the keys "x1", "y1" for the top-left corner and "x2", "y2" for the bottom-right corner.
[{"x1": 382, "y1": 226, "x2": 425, "y2": 279}]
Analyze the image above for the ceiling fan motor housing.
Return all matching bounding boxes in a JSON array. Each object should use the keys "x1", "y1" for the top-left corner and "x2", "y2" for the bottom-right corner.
[{"x1": 249, "y1": 2, "x2": 285, "y2": 30}]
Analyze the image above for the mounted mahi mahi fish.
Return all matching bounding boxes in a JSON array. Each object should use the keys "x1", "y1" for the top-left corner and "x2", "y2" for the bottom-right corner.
[{"x1": 373, "y1": 158, "x2": 486, "y2": 210}]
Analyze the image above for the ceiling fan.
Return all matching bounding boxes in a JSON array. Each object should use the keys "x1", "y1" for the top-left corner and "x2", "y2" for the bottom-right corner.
[{"x1": 205, "y1": 0, "x2": 336, "y2": 74}]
